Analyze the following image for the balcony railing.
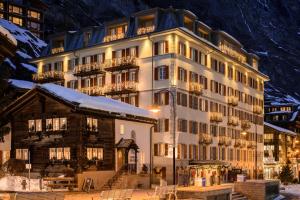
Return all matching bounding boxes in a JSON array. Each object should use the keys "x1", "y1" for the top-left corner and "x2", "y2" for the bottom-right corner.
[
  {"x1": 199, "y1": 133, "x2": 213, "y2": 145},
  {"x1": 228, "y1": 116, "x2": 239, "y2": 126},
  {"x1": 51, "y1": 47, "x2": 64, "y2": 54},
  {"x1": 241, "y1": 120, "x2": 251, "y2": 130},
  {"x1": 32, "y1": 71, "x2": 64, "y2": 83},
  {"x1": 210, "y1": 112, "x2": 223, "y2": 123},
  {"x1": 228, "y1": 96, "x2": 239, "y2": 106},
  {"x1": 73, "y1": 62, "x2": 107, "y2": 77},
  {"x1": 103, "y1": 33, "x2": 125, "y2": 43},
  {"x1": 104, "y1": 56, "x2": 138, "y2": 72},
  {"x1": 253, "y1": 105, "x2": 263, "y2": 114},
  {"x1": 240, "y1": 140, "x2": 247, "y2": 148},
  {"x1": 234, "y1": 139, "x2": 241, "y2": 147},
  {"x1": 79, "y1": 86, "x2": 105, "y2": 96},
  {"x1": 218, "y1": 136, "x2": 226, "y2": 145},
  {"x1": 137, "y1": 25, "x2": 155, "y2": 35},
  {"x1": 189, "y1": 82, "x2": 203, "y2": 95},
  {"x1": 247, "y1": 141, "x2": 256, "y2": 149},
  {"x1": 105, "y1": 81, "x2": 137, "y2": 95},
  {"x1": 225, "y1": 137, "x2": 232, "y2": 146}
]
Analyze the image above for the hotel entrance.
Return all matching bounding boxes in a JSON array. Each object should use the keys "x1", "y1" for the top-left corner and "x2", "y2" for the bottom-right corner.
[{"x1": 116, "y1": 138, "x2": 139, "y2": 173}]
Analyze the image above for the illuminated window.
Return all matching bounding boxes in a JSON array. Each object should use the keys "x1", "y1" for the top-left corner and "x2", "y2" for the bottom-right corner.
[
  {"x1": 9, "y1": 16, "x2": 23, "y2": 26},
  {"x1": 0, "y1": 3, "x2": 4, "y2": 10},
  {"x1": 87, "y1": 117, "x2": 98, "y2": 131},
  {"x1": 27, "y1": 10, "x2": 40, "y2": 20},
  {"x1": 49, "y1": 147, "x2": 70, "y2": 160},
  {"x1": 120, "y1": 124, "x2": 125, "y2": 135},
  {"x1": 0, "y1": 13, "x2": 3, "y2": 19},
  {"x1": 16, "y1": 149, "x2": 28, "y2": 160},
  {"x1": 53, "y1": 118, "x2": 60, "y2": 131},
  {"x1": 47, "y1": 117, "x2": 67, "y2": 131},
  {"x1": 87, "y1": 148, "x2": 103, "y2": 160},
  {"x1": 9, "y1": 5, "x2": 23, "y2": 14},
  {"x1": 28, "y1": 119, "x2": 42, "y2": 132}
]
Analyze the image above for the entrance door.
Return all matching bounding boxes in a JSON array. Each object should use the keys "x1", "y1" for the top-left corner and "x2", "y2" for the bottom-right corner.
[{"x1": 117, "y1": 149, "x2": 124, "y2": 170}]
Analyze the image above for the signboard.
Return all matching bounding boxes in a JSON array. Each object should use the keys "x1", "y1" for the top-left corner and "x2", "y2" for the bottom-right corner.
[{"x1": 25, "y1": 164, "x2": 31, "y2": 169}]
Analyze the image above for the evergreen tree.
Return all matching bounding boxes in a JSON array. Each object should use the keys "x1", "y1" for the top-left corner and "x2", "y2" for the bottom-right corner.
[{"x1": 279, "y1": 163, "x2": 294, "y2": 185}]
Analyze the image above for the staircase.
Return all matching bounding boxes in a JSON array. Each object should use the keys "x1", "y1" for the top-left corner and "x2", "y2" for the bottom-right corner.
[
  {"x1": 232, "y1": 192, "x2": 248, "y2": 200},
  {"x1": 100, "y1": 165, "x2": 129, "y2": 190}
]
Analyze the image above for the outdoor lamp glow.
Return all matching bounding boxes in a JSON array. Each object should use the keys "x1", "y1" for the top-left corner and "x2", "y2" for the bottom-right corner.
[
  {"x1": 149, "y1": 105, "x2": 160, "y2": 113},
  {"x1": 241, "y1": 131, "x2": 247, "y2": 136}
]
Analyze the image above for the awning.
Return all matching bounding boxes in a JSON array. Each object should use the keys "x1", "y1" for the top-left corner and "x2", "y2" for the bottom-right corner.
[{"x1": 115, "y1": 138, "x2": 139, "y2": 150}]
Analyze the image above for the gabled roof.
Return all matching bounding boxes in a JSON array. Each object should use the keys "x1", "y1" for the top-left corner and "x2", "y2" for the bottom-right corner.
[
  {"x1": 1, "y1": 83, "x2": 156, "y2": 125},
  {"x1": 264, "y1": 122, "x2": 297, "y2": 136}
]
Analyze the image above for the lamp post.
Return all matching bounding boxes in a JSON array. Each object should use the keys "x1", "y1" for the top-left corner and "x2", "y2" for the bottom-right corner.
[
  {"x1": 149, "y1": 125, "x2": 155, "y2": 188},
  {"x1": 149, "y1": 86, "x2": 177, "y2": 186}
]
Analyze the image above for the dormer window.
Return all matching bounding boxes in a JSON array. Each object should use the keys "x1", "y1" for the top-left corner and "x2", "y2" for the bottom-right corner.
[
  {"x1": 137, "y1": 15, "x2": 155, "y2": 35},
  {"x1": 83, "y1": 31, "x2": 91, "y2": 47},
  {"x1": 198, "y1": 29, "x2": 209, "y2": 40},
  {"x1": 184, "y1": 16, "x2": 194, "y2": 31},
  {"x1": 51, "y1": 39, "x2": 64, "y2": 54},
  {"x1": 104, "y1": 24, "x2": 127, "y2": 42}
]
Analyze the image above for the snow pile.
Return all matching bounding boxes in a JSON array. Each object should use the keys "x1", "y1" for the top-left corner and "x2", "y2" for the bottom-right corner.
[
  {"x1": 9, "y1": 79, "x2": 35, "y2": 90},
  {"x1": 282, "y1": 184, "x2": 300, "y2": 196},
  {"x1": 0, "y1": 25, "x2": 17, "y2": 45},
  {"x1": 0, "y1": 19, "x2": 46, "y2": 57},
  {"x1": 39, "y1": 83, "x2": 154, "y2": 119},
  {"x1": 0, "y1": 176, "x2": 41, "y2": 192}
]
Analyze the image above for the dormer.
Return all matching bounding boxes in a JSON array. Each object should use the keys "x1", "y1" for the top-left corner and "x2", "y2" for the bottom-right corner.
[
  {"x1": 196, "y1": 21, "x2": 212, "y2": 41},
  {"x1": 50, "y1": 34, "x2": 65, "y2": 54},
  {"x1": 182, "y1": 10, "x2": 197, "y2": 32},
  {"x1": 83, "y1": 28, "x2": 92, "y2": 47},
  {"x1": 247, "y1": 53, "x2": 259, "y2": 70},
  {"x1": 103, "y1": 20, "x2": 128, "y2": 43},
  {"x1": 136, "y1": 14, "x2": 156, "y2": 35}
]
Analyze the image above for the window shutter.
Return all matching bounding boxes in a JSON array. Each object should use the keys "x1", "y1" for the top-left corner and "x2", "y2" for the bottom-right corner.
[
  {"x1": 135, "y1": 46, "x2": 139, "y2": 58},
  {"x1": 205, "y1": 100, "x2": 208, "y2": 112},
  {"x1": 121, "y1": 73, "x2": 126, "y2": 82},
  {"x1": 126, "y1": 72, "x2": 129, "y2": 81},
  {"x1": 164, "y1": 92, "x2": 169, "y2": 105},
  {"x1": 82, "y1": 57, "x2": 86, "y2": 65},
  {"x1": 196, "y1": 145, "x2": 199, "y2": 160},
  {"x1": 154, "y1": 93, "x2": 159, "y2": 105},
  {"x1": 164, "y1": 119, "x2": 169, "y2": 132},
  {"x1": 111, "y1": 74, "x2": 116, "y2": 84},
  {"x1": 122, "y1": 49, "x2": 126, "y2": 57},
  {"x1": 165, "y1": 66, "x2": 169, "y2": 79},
  {"x1": 135, "y1": 95, "x2": 139, "y2": 107},
  {"x1": 183, "y1": 44, "x2": 186, "y2": 56},
  {"x1": 102, "y1": 53, "x2": 106, "y2": 63},
  {"x1": 204, "y1": 55, "x2": 207, "y2": 66},
  {"x1": 189, "y1": 47, "x2": 192, "y2": 59},
  {"x1": 67, "y1": 81, "x2": 71, "y2": 88},
  {"x1": 154, "y1": 42, "x2": 159, "y2": 55},
  {"x1": 189, "y1": 95, "x2": 192, "y2": 108},
  {"x1": 154, "y1": 67, "x2": 158, "y2": 80},
  {"x1": 189, "y1": 145, "x2": 192, "y2": 159},
  {"x1": 177, "y1": 67, "x2": 180, "y2": 80},
  {"x1": 199, "y1": 51, "x2": 202, "y2": 64},
  {"x1": 74, "y1": 80, "x2": 78, "y2": 89},
  {"x1": 81, "y1": 79, "x2": 85, "y2": 88},
  {"x1": 177, "y1": 42, "x2": 180, "y2": 54},
  {"x1": 184, "y1": 145, "x2": 187, "y2": 159},
  {"x1": 102, "y1": 76, "x2": 106, "y2": 86},
  {"x1": 154, "y1": 144, "x2": 158, "y2": 156},
  {"x1": 125, "y1": 48, "x2": 130, "y2": 57},
  {"x1": 112, "y1": 51, "x2": 116, "y2": 59},
  {"x1": 189, "y1": 121, "x2": 192, "y2": 133},
  {"x1": 177, "y1": 92, "x2": 181, "y2": 105},
  {"x1": 135, "y1": 71, "x2": 139, "y2": 82},
  {"x1": 195, "y1": 50, "x2": 198, "y2": 62},
  {"x1": 90, "y1": 78, "x2": 94, "y2": 87},
  {"x1": 189, "y1": 71, "x2": 192, "y2": 82},
  {"x1": 177, "y1": 145, "x2": 181, "y2": 159},
  {"x1": 184, "y1": 69, "x2": 187, "y2": 82},
  {"x1": 164, "y1": 41, "x2": 169, "y2": 53},
  {"x1": 165, "y1": 144, "x2": 168, "y2": 156}
]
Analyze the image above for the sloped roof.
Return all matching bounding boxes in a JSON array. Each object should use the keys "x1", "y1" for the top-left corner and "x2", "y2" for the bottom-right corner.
[{"x1": 264, "y1": 122, "x2": 297, "y2": 136}]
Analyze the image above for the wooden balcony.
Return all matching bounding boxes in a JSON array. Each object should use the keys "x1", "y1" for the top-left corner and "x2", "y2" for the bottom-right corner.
[
  {"x1": 103, "y1": 33, "x2": 125, "y2": 43},
  {"x1": 32, "y1": 71, "x2": 64, "y2": 83},
  {"x1": 241, "y1": 120, "x2": 251, "y2": 130},
  {"x1": 199, "y1": 134, "x2": 212, "y2": 145},
  {"x1": 228, "y1": 96, "x2": 238, "y2": 106},
  {"x1": 210, "y1": 112, "x2": 223, "y2": 123},
  {"x1": 137, "y1": 25, "x2": 155, "y2": 35},
  {"x1": 228, "y1": 116, "x2": 239, "y2": 126},
  {"x1": 104, "y1": 81, "x2": 137, "y2": 95},
  {"x1": 189, "y1": 82, "x2": 203, "y2": 95},
  {"x1": 253, "y1": 105, "x2": 263, "y2": 114},
  {"x1": 73, "y1": 63, "x2": 107, "y2": 77},
  {"x1": 104, "y1": 56, "x2": 139, "y2": 72},
  {"x1": 79, "y1": 86, "x2": 105, "y2": 96},
  {"x1": 218, "y1": 136, "x2": 226, "y2": 145},
  {"x1": 51, "y1": 47, "x2": 64, "y2": 54}
]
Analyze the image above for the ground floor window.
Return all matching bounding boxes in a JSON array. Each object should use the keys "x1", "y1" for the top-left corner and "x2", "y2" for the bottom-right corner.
[
  {"x1": 49, "y1": 147, "x2": 70, "y2": 160},
  {"x1": 87, "y1": 148, "x2": 103, "y2": 160},
  {"x1": 154, "y1": 143, "x2": 168, "y2": 157},
  {"x1": 16, "y1": 149, "x2": 28, "y2": 160}
]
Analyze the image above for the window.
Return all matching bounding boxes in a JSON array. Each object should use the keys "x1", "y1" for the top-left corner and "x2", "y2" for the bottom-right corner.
[
  {"x1": 210, "y1": 125, "x2": 218, "y2": 137},
  {"x1": 87, "y1": 117, "x2": 98, "y2": 132},
  {"x1": 0, "y1": 3, "x2": 3, "y2": 10},
  {"x1": 68, "y1": 58, "x2": 79, "y2": 71},
  {"x1": 228, "y1": 65, "x2": 233, "y2": 79},
  {"x1": 211, "y1": 58, "x2": 225, "y2": 75},
  {"x1": 177, "y1": 144, "x2": 187, "y2": 159},
  {"x1": 154, "y1": 143, "x2": 169, "y2": 156},
  {"x1": 199, "y1": 98, "x2": 208, "y2": 112},
  {"x1": 177, "y1": 92, "x2": 188, "y2": 107},
  {"x1": 27, "y1": 10, "x2": 41, "y2": 20},
  {"x1": 16, "y1": 149, "x2": 28, "y2": 160},
  {"x1": 154, "y1": 41, "x2": 169, "y2": 55},
  {"x1": 154, "y1": 91, "x2": 169, "y2": 105},
  {"x1": 28, "y1": 119, "x2": 42, "y2": 132},
  {"x1": 177, "y1": 119, "x2": 188, "y2": 132},
  {"x1": 210, "y1": 146, "x2": 217, "y2": 160},
  {"x1": 9, "y1": 16, "x2": 23, "y2": 26},
  {"x1": 154, "y1": 118, "x2": 169, "y2": 132},
  {"x1": 199, "y1": 123, "x2": 208, "y2": 134},
  {"x1": 219, "y1": 147, "x2": 226, "y2": 161},
  {"x1": 119, "y1": 124, "x2": 125, "y2": 134},
  {"x1": 49, "y1": 147, "x2": 70, "y2": 160},
  {"x1": 154, "y1": 65, "x2": 169, "y2": 80},
  {"x1": 27, "y1": 21, "x2": 40, "y2": 31},
  {"x1": 200, "y1": 145, "x2": 207, "y2": 160},
  {"x1": 178, "y1": 67, "x2": 187, "y2": 82},
  {"x1": 189, "y1": 144, "x2": 198, "y2": 160},
  {"x1": 46, "y1": 118, "x2": 67, "y2": 131},
  {"x1": 189, "y1": 121, "x2": 198, "y2": 134},
  {"x1": 54, "y1": 61, "x2": 63, "y2": 71},
  {"x1": 178, "y1": 42, "x2": 186, "y2": 56},
  {"x1": 189, "y1": 95, "x2": 198, "y2": 109},
  {"x1": 189, "y1": 47, "x2": 199, "y2": 63},
  {"x1": 87, "y1": 148, "x2": 103, "y2": 160},
  {"x1": 9, "y1": 5, "x2": 23, "y2": 14}
]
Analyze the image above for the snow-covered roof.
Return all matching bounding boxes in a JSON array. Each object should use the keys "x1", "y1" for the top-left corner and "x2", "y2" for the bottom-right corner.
[
  {"x1": 38, "y1": 83, "x2": 155, "y2": 120},
  {"x1": 264, "y1": 122, "x2": 297, "y2": 136},
  {"x1": 0, "y1": 25, "x2": 17, "y2": 45},
  {"x1": 290, "y1": 111, "x2": 298, "y2": 122},
  {"x1": 8, "y1": 79, "x2": 35, "y2": 90}
]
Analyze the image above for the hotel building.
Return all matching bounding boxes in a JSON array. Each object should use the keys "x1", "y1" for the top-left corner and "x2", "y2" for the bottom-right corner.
[{"x1": 30, "y1": 8, "x2": 269, "y2": 184}]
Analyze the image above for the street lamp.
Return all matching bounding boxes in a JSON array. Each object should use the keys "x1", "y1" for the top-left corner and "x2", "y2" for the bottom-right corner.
[{"x1": 149, "y1": 86, "x2": 177, "y2": 186}]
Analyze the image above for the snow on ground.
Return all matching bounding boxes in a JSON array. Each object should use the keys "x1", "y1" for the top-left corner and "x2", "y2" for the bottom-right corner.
[
  {"x1": 0, "y1": 176, "x2": 42, "y2": 192},
  {"x1": 282, "y1": 184, "x2": 300, "y2": 197},
  {"x1": 0, "y1": 25, "x2": 17, "y2": 45},
  {"x1": 4, "y1": 58, "x2": 16, "y2": 69},
  {"x1": 20, "y1": 63, "x2": 37, "y2": 72},
  {"x1": 9, "y1": 79, "x2": 35, "y2": 90}
]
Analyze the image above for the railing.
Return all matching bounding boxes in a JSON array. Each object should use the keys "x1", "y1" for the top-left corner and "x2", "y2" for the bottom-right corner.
[
  {"x1": 137, "y1": 25, "x2": 155, "y2": 35},
  {"x1": 199, "y1": 133, "x2": 213, "y2": 144},
  {"x1": 247, "y1": 141, "x2": 256, "y2": 149},
  {"x1": 189, "y1": 82, "x2": 203, "y2": 95},
  {"x1": 225, "y1": 137, "x2": 232, "y2": 146},
  {"x1": 103, "y1": 33, "x2": 125, "y2": 42},
  {"x1": 73, "y1": 62, "x2": 107, "y2": 76},
  {"x1": 79, "y1": 86, "x2": 105, "y2": 96},
  {"x1": 51, "y1": 47, "x2": 64, "y2": 54},
  {"x1": 253, "y1": 105, "x2": 263, "y2": 114},
  {"x1": 32, "y1": 71, "x2": 64, "y2": 82},
  {"x1": 218, "y1": 136, "x2": 226, "y2": 145},
  {"x1": 210, "y1": 112, "x2": 223, "y2": 123},
  {"x1": 228, "y1": 96, "x2": 239, "y2": 106},
  {"x1": 240, "y1": 139, "x2": 247, "y2": 148},
  {"x1": 241, "y1": 120, "x2": 251, "y2": 130},
  {"x1": 228, "y1": 116, "x2": 239, "y2": 126},
  {"x1": 234, "y1": 139, "x2": 241, "y2": 147},
  {"x1": 105, "y1": 81, "x2": 137, "y2": 94}
]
